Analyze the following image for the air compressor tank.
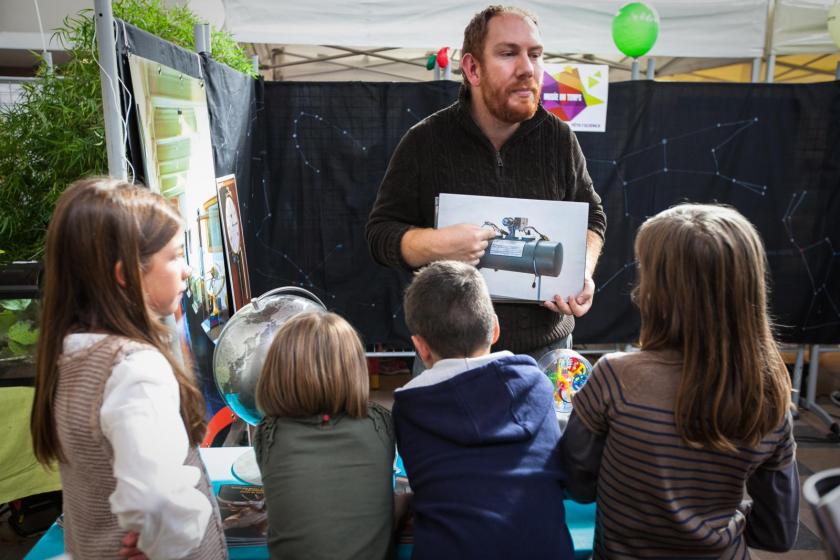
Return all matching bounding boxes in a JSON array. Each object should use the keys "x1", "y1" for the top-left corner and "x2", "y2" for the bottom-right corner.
[{"x1": 478, "y1": 238, "x2": 563, "y2": 277}]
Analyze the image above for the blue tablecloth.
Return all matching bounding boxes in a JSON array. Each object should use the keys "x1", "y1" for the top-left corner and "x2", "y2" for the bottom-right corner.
[{"x1": 25, "y1": 447, "x2": 595, "y2": 559}]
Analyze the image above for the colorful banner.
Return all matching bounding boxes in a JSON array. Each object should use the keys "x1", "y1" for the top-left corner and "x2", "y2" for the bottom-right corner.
[{"x1": 541, "y1": 64, "x2": 609, "y2": 133}]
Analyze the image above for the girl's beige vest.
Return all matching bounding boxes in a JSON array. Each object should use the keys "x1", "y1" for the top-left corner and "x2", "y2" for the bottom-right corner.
[{"x1": 54, "y1": 335, "x2": 227, "y2": 559}]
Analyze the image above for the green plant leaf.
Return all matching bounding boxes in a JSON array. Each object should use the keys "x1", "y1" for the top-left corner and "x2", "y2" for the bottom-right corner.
[
  {"x1": 0, "y1": 0, "x2": 255, "y2": 265},
  {"x1": 7, "y1": 339, "x2": 31, "y2": 357},
  {"x1": 8, "y1": 320, "x2": 39, "y2": 346},
  {"x1": 0, "y1": 299, "x2": 32, "y2": 311},
  {"x1": 0, "y1": 309, "x2": 15, "y2": 336}
]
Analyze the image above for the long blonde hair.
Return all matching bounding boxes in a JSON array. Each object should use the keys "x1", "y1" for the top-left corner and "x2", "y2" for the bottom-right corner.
[
  {"x1": 32, "y1": 178, "x2": 207, "y2": 465},
  {"x1": 634, "y1": 204, "x2": 791, "y2": 453},
  {"x1": 256, "y1": 311, "x2": 368, "y2": 418}
]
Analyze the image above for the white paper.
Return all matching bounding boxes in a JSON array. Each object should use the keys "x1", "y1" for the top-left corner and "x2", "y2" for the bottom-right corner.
[{"x1": 437, "y1": 193, "x2": 588, "y2": 302}]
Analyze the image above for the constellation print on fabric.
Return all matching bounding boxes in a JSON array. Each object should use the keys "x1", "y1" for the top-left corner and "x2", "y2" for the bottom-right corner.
[
  {"x1": 405, "y1": 108, "x2": 422, "y2": 123},
  {"x1": 588, "y1": 118, "x2": 766, "y2": 217},
  {"x1": 292, "y1": 111, "x2": 367, "y2": 173},
  {"x1": 782, "y1": 191, "x2": 840, "y2": 331},
  {"x1": 252, "y1": 106, "x2": 434, "y2": 318},
  {"x1": 595, "y1": 261, "x2": 637, "y2": 295}
]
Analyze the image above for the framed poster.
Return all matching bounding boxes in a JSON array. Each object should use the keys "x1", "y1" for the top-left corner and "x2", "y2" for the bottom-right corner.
[
  {"x1": 216, "y1": 174, "x2": 251, "y2": 311},
  {"x1": 128, "y1": 53, "x2": 230, "y2": 339}
]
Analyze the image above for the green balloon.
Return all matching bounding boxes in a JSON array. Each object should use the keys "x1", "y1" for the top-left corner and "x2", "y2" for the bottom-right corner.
[
  {"x1": 612, "y1": 2, "x2": 660, "y2": 59},
  {"x1": 426, "y1": 53, "x2": 437, "y2": 70}
]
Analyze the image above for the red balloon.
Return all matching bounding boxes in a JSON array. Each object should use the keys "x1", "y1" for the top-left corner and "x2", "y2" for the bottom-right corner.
[{"x1": 436, "y1": 47, "x2": 449, "y2": 69}]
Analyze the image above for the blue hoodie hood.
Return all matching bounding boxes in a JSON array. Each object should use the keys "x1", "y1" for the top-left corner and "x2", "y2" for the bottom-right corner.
[
  {"x1": 391, "y1": 354, "x2": 573, "y2": 560},
  {"x1": 393, "y1": 354, "x2": 555, "y2": 445}
]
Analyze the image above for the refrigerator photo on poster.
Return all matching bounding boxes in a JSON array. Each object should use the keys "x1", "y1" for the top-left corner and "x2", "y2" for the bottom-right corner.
[{"x1": 128, "y1": 53, "x2": 230, "y2": 341}]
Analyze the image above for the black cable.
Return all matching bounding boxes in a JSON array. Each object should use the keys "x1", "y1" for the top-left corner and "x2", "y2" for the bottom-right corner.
[
  {"x1": 482, "y1": 221, "x2": 507, "y2": 237},
  {"x1": 522, "y1": 225, "x2": 549, "y2": 241}
]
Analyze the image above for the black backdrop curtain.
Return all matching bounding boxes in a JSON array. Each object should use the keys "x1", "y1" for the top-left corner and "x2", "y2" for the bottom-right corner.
[{"x1": 246, "y1": 80, "x2": 840, "y2": 346}]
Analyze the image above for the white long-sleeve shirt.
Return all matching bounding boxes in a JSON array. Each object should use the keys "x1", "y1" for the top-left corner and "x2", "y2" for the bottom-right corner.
[{"x1": 63, "y1": 334, "x2": 211, "y2": 560}]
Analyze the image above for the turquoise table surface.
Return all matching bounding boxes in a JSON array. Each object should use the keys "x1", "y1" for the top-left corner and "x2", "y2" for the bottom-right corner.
[{"x1": 25, "y1": 447, "x2": 595, "y2": 559}]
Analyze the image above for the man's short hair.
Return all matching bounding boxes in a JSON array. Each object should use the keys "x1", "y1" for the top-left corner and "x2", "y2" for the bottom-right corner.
[
  {"x1": 461, "y1": 5, "x2": 540, "y2": 84},
  {"x1": 404, "y1": 261, "x2": 495, "y2": 358}
]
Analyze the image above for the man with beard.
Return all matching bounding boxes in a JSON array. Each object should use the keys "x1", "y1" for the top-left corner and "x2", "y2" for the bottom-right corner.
[{"x1": 366, "y1": 6, "x2": 607, "y2": 362}]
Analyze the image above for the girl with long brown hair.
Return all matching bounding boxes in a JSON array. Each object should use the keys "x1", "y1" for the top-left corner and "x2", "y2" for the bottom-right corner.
[
  {"x1": 31, "y1": 178, "x2": 226, "y2": 559},
  {"x1": 254, "y1": 311, "x2": 395, "y2": 560},
  {"x1": 561, "y1": 204, "x2": 798, "y2": 558}
]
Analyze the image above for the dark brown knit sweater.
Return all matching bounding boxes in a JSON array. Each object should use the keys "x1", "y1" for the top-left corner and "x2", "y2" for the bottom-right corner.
[{"x1": 366, "y1": 88, "x2": 607, "y2": 353}]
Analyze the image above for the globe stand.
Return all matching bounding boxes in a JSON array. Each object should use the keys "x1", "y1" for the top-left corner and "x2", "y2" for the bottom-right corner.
[{"x1": 232, "y1": 447, "x2": 262, "y2": 485}]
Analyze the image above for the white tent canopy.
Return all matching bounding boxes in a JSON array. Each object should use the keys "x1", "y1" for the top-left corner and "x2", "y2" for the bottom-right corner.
[
  {"x1": 2, "y1": 0, "x2": 838, "y2": 56},
  {"x1": 1, "y1": 0, "x2": 838, "y2": 82},
  {"x1": 221, "y1": 0, "x2": 839, "y2": 57},
  {"x1": 774, "y1": 0, "x2": 840, "y2": 53}
]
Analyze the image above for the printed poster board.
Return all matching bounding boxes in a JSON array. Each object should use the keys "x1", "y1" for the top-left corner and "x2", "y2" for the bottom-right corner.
[{"x1": 437, "y1": 193, "x2": 588, "y2": 302}]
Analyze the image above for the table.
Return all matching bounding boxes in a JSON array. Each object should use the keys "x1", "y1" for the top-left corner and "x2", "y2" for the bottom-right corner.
[
  {"x1": 25, "y1": 447, "x2": 595, "y2": 559},
  {"x1": 0, "y1": 386, "x2": 62, "y2": 505}
]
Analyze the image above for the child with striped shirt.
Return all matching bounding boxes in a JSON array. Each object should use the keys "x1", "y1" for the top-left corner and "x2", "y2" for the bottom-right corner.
[{"x1": 561, "y1": 204, "x2": 798, "y2": 559}]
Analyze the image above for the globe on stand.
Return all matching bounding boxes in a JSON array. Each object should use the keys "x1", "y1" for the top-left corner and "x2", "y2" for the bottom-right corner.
[{"x1": 213, "y1": 287, "x2": 326, "y2": 483}]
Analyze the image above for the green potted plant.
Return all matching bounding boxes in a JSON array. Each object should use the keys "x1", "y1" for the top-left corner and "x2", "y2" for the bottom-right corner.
[{"x1": 0, "y1": 0, "x2": 255, "y2": 265}]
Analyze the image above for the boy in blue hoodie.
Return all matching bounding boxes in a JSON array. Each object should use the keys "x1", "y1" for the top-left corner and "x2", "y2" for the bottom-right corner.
[{"x1": 393, "y1": 261, "x2": 574, "y2": 560}]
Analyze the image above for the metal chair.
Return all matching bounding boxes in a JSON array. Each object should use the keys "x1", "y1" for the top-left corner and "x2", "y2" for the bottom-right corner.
[
  {"x1": 803, "y1": 468, "x2": 840, "y2": 559},
  {"x1": 789, "y1": 344, "x2": 840, "y2": 438}
]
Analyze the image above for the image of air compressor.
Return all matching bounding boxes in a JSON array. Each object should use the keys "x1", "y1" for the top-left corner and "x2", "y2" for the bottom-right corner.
[{"x1": 478, "y1": 217, "x2": 563, "y2": 277}]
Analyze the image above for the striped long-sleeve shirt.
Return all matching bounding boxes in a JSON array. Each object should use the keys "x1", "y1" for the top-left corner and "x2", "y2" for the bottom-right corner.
[{"x1": 560, "y1": 350, "x2": 799, "y2": 559}]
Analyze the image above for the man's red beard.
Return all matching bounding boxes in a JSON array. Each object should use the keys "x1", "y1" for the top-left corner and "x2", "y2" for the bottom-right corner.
[{"x1": 482, "y1": 80, "x2": 541, "y2": 124}]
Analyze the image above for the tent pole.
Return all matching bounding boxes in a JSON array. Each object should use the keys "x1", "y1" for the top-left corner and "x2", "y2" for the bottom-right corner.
[
  {"x1": 94, "y1": 0, "x2": 126, "y2": 180},
  {"x1": 251, "y1": 54, "x2": 259, "y2": 75},
  {"x1": 762, "y1": 0, "x2": 777, "y2": 84},
  {"x1": 631, "y1": 59, "x2": 640, "y2": 80},
  {"x1": 645, "y1": 58, "x2": 655, "y2": 80},
  {"x1": 751, "y1": 58, "x2": 761, "y2": 82},
  {"x1": 836, "y1": 61, "x2": 840, "y2": 80},
  {"x1": 765, "y1": 54, "x2": 776, "y2": 83},
  {"x1": 195, "y1": 23, "x2": 211, "y2": 54}
]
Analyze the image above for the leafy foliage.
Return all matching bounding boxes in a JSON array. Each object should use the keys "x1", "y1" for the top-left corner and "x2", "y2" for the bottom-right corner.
[
  {"x1": 0, "y1": 0, "x2": 255, "y2": 264},
  {"x1": 0, "y1": 299, "x2": 39, "y2": 359}
]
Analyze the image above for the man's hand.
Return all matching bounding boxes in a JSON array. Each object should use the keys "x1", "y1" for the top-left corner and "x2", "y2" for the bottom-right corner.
[
  {"x1": 118, "y1": 531, "x2": 147, "y2": 560},
  {"x1": 543, "y1": 276, "x2": 595, "y2": 317},
  {"x1": 402, "y1": 223, "x2": 497, "y2": 267}
]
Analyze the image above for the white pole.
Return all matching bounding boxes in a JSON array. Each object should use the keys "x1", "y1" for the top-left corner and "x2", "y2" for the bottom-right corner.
[
  {"x1": 762, "y1": 0, "x2": 777, "y2": 84},
  {"x1": 195, "y1": 23, "x2": 211, "y2": 54},
  {"x1": 765, "y1": 53, "x2": 776, "y2": 83},
  {"x1": 836, "y1": 61, "x2": 840, "y2": 80},
  {"x1": 94, "y1": 0, "x2": 126, "y2": 180},
  {"x1": 251, "y1": 54, "x2": 259, "y2": 75},
  {"x1": 631, "y1": 59, "x2": 640, "y2": 80},
  {"x1": 645, "y1": 58, "x2": 655, "y2": 80},
  {"x1": 751, "y1": 58, "x2": 761, "y2": 82}
]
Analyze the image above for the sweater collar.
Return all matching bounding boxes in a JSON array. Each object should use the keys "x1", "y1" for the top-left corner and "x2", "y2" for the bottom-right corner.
[
  {"x1": 455, "y1": 84, "x2": 548, "y2": 151},
  {"x1": 397, "y1": 350, "x2": 514, "y2": 391}
]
